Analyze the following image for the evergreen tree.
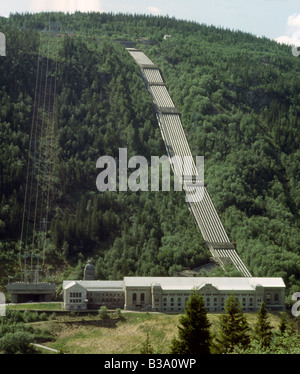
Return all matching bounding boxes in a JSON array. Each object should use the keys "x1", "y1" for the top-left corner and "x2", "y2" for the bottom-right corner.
[
  {"x1": 216, "y1": 293, "x2": 250, "y2": 353},
  {"x1": 170, "y1": 289, "x2": 211, "y2": 354},
  {"x1": 140, "y1": 333, "x2": 154, "y2": 354},
  {"x1": 254, "y1": 302, "x2": 273, "y2": 348},
  {"x1": 278, "y1": 313, "x2": 287, "y2": 335}
]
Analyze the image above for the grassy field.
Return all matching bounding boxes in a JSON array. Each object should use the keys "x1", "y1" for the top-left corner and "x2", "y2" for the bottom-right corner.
[{"x1": 29, "y1": 310, "x2": 284, "y2": 354}]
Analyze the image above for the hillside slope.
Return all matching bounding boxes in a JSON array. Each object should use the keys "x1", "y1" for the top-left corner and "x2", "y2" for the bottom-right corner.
[{"x1": 0, "y1": 13, "x2": 299, "y2": 296}]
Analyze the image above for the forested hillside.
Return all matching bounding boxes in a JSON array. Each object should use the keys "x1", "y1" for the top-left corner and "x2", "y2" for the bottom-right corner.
[{"x1": 0, "y1": 12, "x2": 299, "y2": 297}]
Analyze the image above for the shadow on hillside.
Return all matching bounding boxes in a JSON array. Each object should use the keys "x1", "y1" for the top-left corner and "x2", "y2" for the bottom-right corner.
[{"x1": 58, "y1": 316, "x2": 125, "y2": 328}]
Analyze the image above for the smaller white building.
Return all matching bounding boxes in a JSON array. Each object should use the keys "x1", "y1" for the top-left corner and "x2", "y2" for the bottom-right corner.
[{"x1": 63, "y1": 281, "x2": 87, "y2": 311}]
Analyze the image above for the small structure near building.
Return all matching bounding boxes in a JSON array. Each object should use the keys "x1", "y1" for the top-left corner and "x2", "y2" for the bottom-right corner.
[
  {"x1": 7, "y1": 281, "x2": 56, "y2": 303},
  {"x1": 84, "y1": 260, "x2": 95, "y2": 280},
  {"x1": 6, "y1": 253, "x2": 56, "y2": 303}
]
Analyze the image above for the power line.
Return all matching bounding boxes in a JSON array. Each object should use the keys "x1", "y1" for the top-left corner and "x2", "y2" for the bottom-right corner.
[{"x1": 20, "y1": 22, "x2": 59, "y2": 273}]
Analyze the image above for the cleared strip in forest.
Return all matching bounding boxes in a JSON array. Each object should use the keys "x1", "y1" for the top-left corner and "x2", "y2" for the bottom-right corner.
[{"x1": 127, "y1": 48, "x2": 251, "y2": 277}]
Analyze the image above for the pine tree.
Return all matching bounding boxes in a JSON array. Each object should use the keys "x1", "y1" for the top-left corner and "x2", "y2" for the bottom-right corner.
[
  {"x1": 278, "y1": 313, "x2": 287, "y2": 335},
  {"x1": 140, "y1": 333, "x2": 154, "y2": 354},
  {"x1": 254, "y1": 302, "x2": 273, "y2": 348},
  {"x1": 170, "y1": 289, "x2": 211, "y2": 354},
  {"x1": 216, "y1": 292, "x2": 250, "y2": 353}
]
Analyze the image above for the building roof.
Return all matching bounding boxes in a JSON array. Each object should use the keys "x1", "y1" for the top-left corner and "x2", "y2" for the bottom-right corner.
[
  {"x1": 63, "y1": 280, "x2": 123, "y2": 291},
  {"x1": 63, "y1": 277, "x2": 285, "y2": 293},
  {"x1": 63, "y1": 281, "x2": 86, "y2": 291},
  {"x1": 123, "y1": 277, "x2": 285, "y2": 291}
]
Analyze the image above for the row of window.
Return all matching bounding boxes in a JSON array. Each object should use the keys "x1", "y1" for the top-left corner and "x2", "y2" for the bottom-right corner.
[
  {"x1": 89, "y1": 297, "x2": 123, "y2": 303},
  {"x1": 70, "y1": 292, "x2": 82, "y2": 298},
  {"x1": 87, "y1": 292, "x2": 123, "y2": 297},
  {"x1": 267, "y1": 293, "x2": 279, "y2": 303},
  {"x1": 161, "y1": 306, "x2": 257, "y2": 312},
  {"x1": 131, "y1": 294, "x2": 280, "y2": 305},
  {"x1": 69, "y1": 291, "x2": 280, "y2": 305},
  {"x1": 132, "y1": 293, "x2": 145, "y2": 302}
]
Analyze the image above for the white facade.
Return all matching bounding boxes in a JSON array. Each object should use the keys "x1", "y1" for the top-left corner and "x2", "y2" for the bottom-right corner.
[
  {"x1": 63, "y1": 281, "x2": 87, "y2": 310},
  {"x1": 63, "y1": 280, "x2": 124, "y2": 310},
  {"x1": 63, "y1": 277, "x2": 285, "y2": 312},
  {"x1": 123, "y1": 277, "x2": 286, "y2": 313}
]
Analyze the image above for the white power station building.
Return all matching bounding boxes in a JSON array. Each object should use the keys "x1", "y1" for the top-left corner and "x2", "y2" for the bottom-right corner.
[{"x1": 62, "y1": 263, "x2": 285, "y2": 313}]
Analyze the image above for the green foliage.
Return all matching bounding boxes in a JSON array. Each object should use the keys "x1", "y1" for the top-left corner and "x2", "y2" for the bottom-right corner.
[
  {"x1": 253, "y1": 302, "x2": 273, "y2": 348},
  {"x1": 170, "y1": 290, "x2": 211, "y2": 354},
  {"x1": 140, "y1": 333, "x2": 154, "y2": 354},
  {"x1": 3, "y1": 308, "x2": 52, "y2": 324},
  {"x1": 232, "y1": 326, "x2": 300, "y2": 354},
  {"x1": 0, "y1": 331, "x2": 36, "y2": 354},
  {"x1": 114, "y1": 308, "x2": 122, "y2": 318},
  {"x1": 98, "y1": 305, "x2": 110, "y2": 319},
  {"x1": 215, "y1": 293, "x2": 250, "y2": 353},
  {"x1": 278, "y1": 313, "x2": 287, "y2": 335}
]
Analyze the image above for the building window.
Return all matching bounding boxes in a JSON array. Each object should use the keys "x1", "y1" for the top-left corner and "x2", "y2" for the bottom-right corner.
[
  {"x1": 266, "y1": 294, "x2": 271, "y2": 304},
  {"x1": 274, "y1": 293, "x2": 279, "y2": 302},
  {"x1": 141, "y1": 293, "x2": 145, "y2": 303},
  {"x1": 132, "y1": 293, "x2": 137, "y2": 303},
  {"x1": 70, "y1": 292, "x2": 81, "y2": 298},
  {"x1": 69, "y1": 292, "x2": 82, "y2": 304}
]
